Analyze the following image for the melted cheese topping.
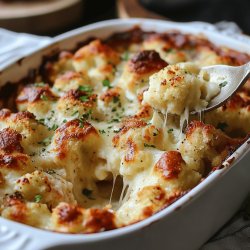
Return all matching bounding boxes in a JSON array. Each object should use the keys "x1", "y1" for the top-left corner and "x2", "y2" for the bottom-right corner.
[{"x1": 0, "y1": 28, "x2": 249, "y2": 234}]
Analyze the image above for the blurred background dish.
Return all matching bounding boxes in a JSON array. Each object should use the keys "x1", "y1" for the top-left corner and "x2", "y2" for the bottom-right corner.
[
  {"x1": 0, "y1": 0, "x2": 83, "y2": 34},
  {"x1": 118, "y1": 0, "x2": 250, "y2": 34},
  {"x1": 0, "y1": 0, "x2": 249, "y2": 35}
]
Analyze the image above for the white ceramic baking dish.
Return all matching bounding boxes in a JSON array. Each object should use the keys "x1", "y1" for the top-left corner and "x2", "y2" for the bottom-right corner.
[{"x1": 0, "y1": 18, "x2": 250, "y2": 250}]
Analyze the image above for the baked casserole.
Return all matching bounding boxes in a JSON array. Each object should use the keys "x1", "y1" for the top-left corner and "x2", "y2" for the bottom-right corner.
[{"x1": 0, "y1": 27, "x2": 249, "y2": 234}]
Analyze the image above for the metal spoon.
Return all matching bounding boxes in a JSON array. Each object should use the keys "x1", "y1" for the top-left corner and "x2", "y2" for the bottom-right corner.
[{"x1": 195, "y1": 61, "x2": 250, "y2": 114}]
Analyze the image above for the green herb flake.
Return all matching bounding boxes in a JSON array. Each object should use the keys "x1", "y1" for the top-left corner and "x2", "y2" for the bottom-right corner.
[
  {"x1": 38, "y1": 136, "x2": 52, "y2": 147},
  {"x1": 34, "y1": 82, "x2": 46, "y2": 87},
  {"x1": 82, "y1": 188, "x2": 95, "y2": 200},
  {"x1": 113, "y1": 96, "x2": 120, "y2": 104},
  {"x1": 168, "y1": 128, "x2": 174, "y2": 133},
  {"x1": 217, "y1": 122, "x2": 228, "y2": 131},
  {"x1": 79, "y1": 95, "x2": 89, "y2": 102},
  {"x1": 144, "y1": 143, "x2": 156, "y2": 148},
  {"x1": 38, "y1": 118, "x2": 45, "y2": 125},
  {"x1": 102, "y1": 79, "x2": 112, "y2": 89},
  {"x1": 78, "y1": 85, "x2": 93, "y2": 93},
  {"x1": 71, "y1": 110, "x2": 79, "y2": 116},
  {"x1": 166, "y1": 48, "x2": 173, "y2": 53},
  {"x1": 49, "y1": 124, "x2": 59, "y2": 131},
  {"x1": 219, "y1": 81, "x2": 228, "y2": 88},
  {"x1": 121, "y1": 51, "x2": 129, "y2": 61},
  {"x1": 46, "y1": 169, "x2": 56, "y2": 175},
  {"x1": 34, "y1": 194, "x2": 42, "y2": 203},
  {"x1": 109, "y1": 118, "x2": 120, "y2": 123},
  {"x1": 99, "y1": 129, "x2": 106, "y2": 134},
  {"x1": 63, "y1": 119, "x2": 67, "y2": 123},
  {"x1": 82, "y1": 110, "x2": 92, "y2": 120},
  {"x1": 40, "y1": 93, "x2": 48, "y2": 101}
]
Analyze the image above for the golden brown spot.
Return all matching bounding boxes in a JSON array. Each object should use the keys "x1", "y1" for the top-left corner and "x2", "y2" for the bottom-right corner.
[
  {"x1": 0, "y1": 154, "x2": 29, "y2": 170},
  {"x1": 16, "y1": 85, "x2": 57, "y2": 103},
  {"x1": 85, "y1": 208, "x2": 116, "y2": 232},
  {"x1": 100, "y1": 87, "x2": 121, "y2": 104},
  {"x1": 0, "y1": 128, "x2": 23, "y2": 153},
  {"x1": 112, "y1": 118, "x2": 147, "y2": 146},
  {"x1": 12, "y1": 111, "x2": 35, "y2": 121},
  {"x1": 57, "y1": 203, "x2": 82, "y2": 223},
  {"x1": 155, "y1": 151, "x2": 183, "y2": 180},
  {"x1": 62, "y1": 89, "x2": 97, "y2": 108},
  {"x1": 186, "y1": 121, "x2": 214, "y2": 138},
  {"x1": 55, "y1": 120, "x2": 98, "y2": 159},
  {"x1": 143, "y1": 206, "x2": 153, "y2": 218},
  {"x1": 129, "y1": 50, "x2": 168, "y2": 75},
  {"x1": 4, "y1": 192, "x2": 24, "y2": 207}
]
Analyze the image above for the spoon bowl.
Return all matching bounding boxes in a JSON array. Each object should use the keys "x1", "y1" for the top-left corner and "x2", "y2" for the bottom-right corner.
[{"x1": 195, "y1": 61, "x2": 250, "y2": 114}]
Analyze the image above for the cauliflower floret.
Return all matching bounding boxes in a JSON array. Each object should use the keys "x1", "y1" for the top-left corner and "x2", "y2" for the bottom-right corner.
[
  {"x1": 143, "y1": 62, "x2": 220, "y2": 115},
  {"x1": 2, "y1": 193, "x2": 51, "y2": 229},
  {"x1": 14, "y1": 170, "x2": 76, "y2": 208},
  {"x1": 205, "y1": 90, "x2": 250, "y2": 136},
  {"x1": 118, "y1": 50, "x2": 167, "y2": 97},
  {"x1": 180, "y1": 121, "x2": 242, "y2": 175},
  {"x1": 53, "y1": 71, "x2": 92, "y2": 93},
  {"x1": 73, "y1": 40, "x2": 120, "y2": 83}
]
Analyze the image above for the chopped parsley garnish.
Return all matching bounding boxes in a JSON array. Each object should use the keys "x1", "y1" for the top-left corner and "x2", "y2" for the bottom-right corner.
[
  {"x1": 78, "y1": 117, "x2": 85, "y2": 128},
  {"x1": 219, "y1": 81, "x2": 228, "y2": 88},
  {"x1": 109, "y1": 118, "x2": 120, "y2": 123},
  {"x1": 40, "y1": 93, "x2": 48, "y2": 101},
  {"x1": 113, "y1": 128, "x2": 120, "y2": 133},
  {"x1": 79, "y1": 95, "x2": 89, "y2": 102},
  {"x1": 82, "y1": 188, "x2": 95, "y2": 200},
  {"x1": 99, "y1": 129, "x2": 106, "y2": 134},
  {"x1": 71, "y1": 110, "x2": 79, "y2": 116},
  {"x1": 102, "y1": 79, "x2": 112, "y2": 89},
  {"x1": 46, "y1": 169, "x2": 56, "y2": 175},
  {"x1": 121, "y1": 51, "x2": 129, "y2": 61},
  {"x1": 34, "y1": 194, "x2": 42, "y2": 203},
  {"x1": 217, "y1": 122, "x2": 228, "y2": 131},
  {"x1": 166, "y1": 48, "x2": 173, "y2": 53},
  {"x1": 49, "y1": 124, "x2": 58, "y2": 131},
  {"x1": 34, "y1": 82, "x2": 46, "y2": 87},
  {"x1": 38, "y1": 136, "x2": 52, "y2": 147},
  {"x1": 113, "y1": 96, "x2": 120, "y2": 104},
  {"x1": 82, "y1": 110, "x2": 92, "y2": 120},
  {"x1": 168, "y1": 128, "x2": 174, "y2": 133},
  {"x1": 144, "y1": 143, "x2": 156, "y2": 148},
  {"x1": 63, "y1": 119, "x2": 67, "y2": 123},
  {"x1": 78, "y1": 85, "x2": 93, "y2": 93},
  {"x1": 38, "y1": 118, "x2": 45, "y2": 125}
]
